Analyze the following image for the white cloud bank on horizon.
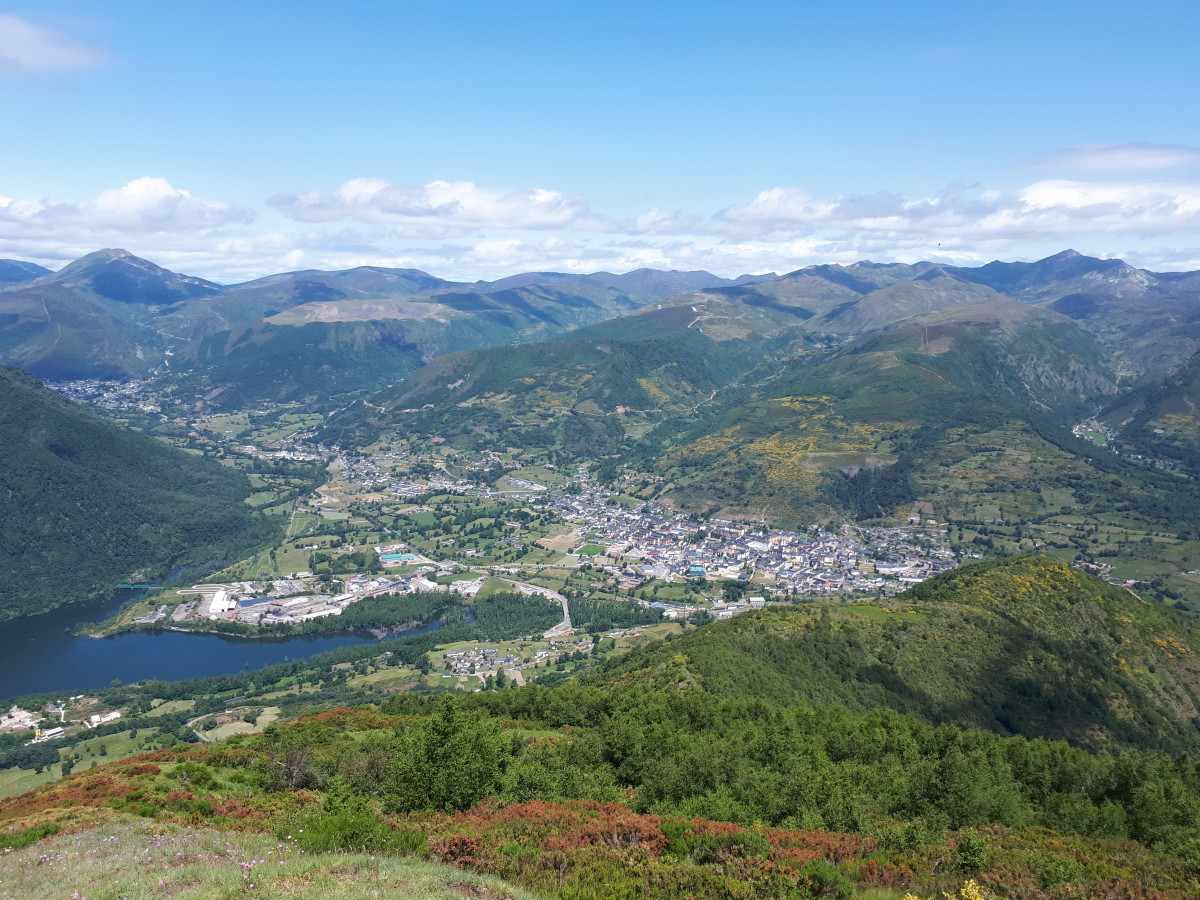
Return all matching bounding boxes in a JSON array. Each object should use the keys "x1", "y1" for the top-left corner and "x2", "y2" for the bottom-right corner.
[
  {"x1": 269, "y1": 179, "x2": 609, "y2": 236},
  {"x1": 711, "y1": 179, "x2": 1200, "y2": 243},
  {"x1": 3, "y1": 174, "x2": 1200, "y2": 281},
  {"x1": 0, "y1": 13, "x2": 107, "y2": 76}
]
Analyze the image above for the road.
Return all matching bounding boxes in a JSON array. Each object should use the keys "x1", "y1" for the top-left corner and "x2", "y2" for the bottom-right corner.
[
  {"x1": 185, "y1": 713, "x2": 211, "y2": 743},
  {"x1": 495, "y1": 577, "x2": 572, "y2": 638}
]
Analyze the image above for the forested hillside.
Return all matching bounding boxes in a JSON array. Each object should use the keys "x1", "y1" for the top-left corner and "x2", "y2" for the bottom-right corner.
[
  {"x1": 586, "y1": 556, "x2": 1200, "y2": 751},
  {"x1": 0, "y1": 366, "x2": 281, "y2": 619}
]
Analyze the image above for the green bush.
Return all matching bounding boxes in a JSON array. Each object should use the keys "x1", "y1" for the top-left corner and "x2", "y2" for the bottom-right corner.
[
  {"x1": 286, "y1": 811, "x2": 393, "y2": 854},
  {"x1": 1, "y1": 823, "x2": 61, "y2": 852},
  {"x1": 173, "y1": 761, "x2": 218, "y2": 790},
  {"x1": 801, "y1": 860, "x2": 854, "y2": 900},
  {"x1": 956, "y1": 831, "x2": 988, "y2": 875},
  {"x1": 1032, "y1": 855, "x2": 1082, "y2": 889},
  {"x1": 662, "y1": 822, "x2": 770, "y2": 864},
  {"x1": 382, "y1": 699, "x2": 512, "y2": 813}
]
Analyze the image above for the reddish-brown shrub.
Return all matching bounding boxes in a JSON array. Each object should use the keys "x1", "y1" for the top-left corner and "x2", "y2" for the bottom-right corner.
[{"x1": 122, "y1": 764, "x2": 161, "y2": 776}]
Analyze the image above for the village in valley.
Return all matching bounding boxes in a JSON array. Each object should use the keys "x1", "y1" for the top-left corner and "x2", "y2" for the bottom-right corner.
[
  {"x1": 113, "y1": 423, "x2": 958, "y2": 640},
  {"x1": 35, "y1": 385, "x2": 962, "y2": 719}
]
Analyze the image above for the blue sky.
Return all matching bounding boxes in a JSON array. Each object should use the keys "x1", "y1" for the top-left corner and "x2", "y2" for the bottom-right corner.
[{"x1": 2, "y1": 0, "x2": 1199, "y2": 282}]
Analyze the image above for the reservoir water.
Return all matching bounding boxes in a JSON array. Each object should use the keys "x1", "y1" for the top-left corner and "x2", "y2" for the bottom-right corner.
[{"x1": 0, "y1": 588, "x2": 434, "y2": 700}]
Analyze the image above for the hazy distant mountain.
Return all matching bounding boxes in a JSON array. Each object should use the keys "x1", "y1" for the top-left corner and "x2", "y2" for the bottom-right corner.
[
  {"x1": 949, "y1": 249, "x2": 1158, "y2": 301},
  {"x1": 163, "y1": 266, "x2": 751, "y2": 405},
  {"x1": 0, "y1": 259, "x2": 51, "y2": 285},
  {"x1": 476, "y1": 268, "x2": 742, "y2": 296},
  {"x1": 620, "y1": 251, "x2": 1200, "y2": 378},
  {"x1": 0, "y1": 252, "x2": 742, "y2": 386},
  {"x1": 212, "y1": 266, "x2": 465, "y2": 319},
  {"x1": 3, "y1": 248, "x2": 1199, "y2": 401},
  {"x1": 36, "y1": 248, "x2": 223, "y2": 307},
  {"x1": 947, "y1": 250, "x2": 1200, "y2": 376}
]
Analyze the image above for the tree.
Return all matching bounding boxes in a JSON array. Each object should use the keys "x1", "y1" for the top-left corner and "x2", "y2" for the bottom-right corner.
[{"x1": 382, "y1": 698, "x2": 511, "y2": 813}]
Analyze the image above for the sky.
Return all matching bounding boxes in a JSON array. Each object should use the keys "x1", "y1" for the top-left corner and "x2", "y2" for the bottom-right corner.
[{"x1": 2, "y1": 0, "x2": 1200, "y2": 283}]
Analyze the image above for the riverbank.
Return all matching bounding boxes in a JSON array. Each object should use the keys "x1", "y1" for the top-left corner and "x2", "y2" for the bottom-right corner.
[{"x1": 99, "y1": 616, "x2": 432, "y2": 642}]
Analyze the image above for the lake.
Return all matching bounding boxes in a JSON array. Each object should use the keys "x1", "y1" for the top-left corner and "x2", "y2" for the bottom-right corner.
[{"x1": 0, "y1": 588, "x2": 433, "y2": 700}]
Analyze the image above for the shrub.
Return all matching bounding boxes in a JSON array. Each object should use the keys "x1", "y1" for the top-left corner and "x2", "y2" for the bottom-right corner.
[
  {"x1": 0, "y1": 823, "x2": 61, "y2": 852},
  {"x1": 955, "y1": 831, "x2": 987, "y2": 875},
  {"x1": 1031, "y1": 855, "x2": 1082, "y2": 889},
  {"x1": 285, "y1": 810, "x2": 393, "y2": 853},
  {"x1": 383, "y1": 699, "x2": 511, "y2": 813},
  {"x1": 801, "y1": 859, "x2": 854, "y2": 900}
]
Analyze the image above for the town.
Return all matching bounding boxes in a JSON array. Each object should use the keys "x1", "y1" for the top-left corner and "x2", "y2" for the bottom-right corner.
[
  {"x1": 125, "y1": 443, "x2": 958, "y2": 637},
  {"x1": 547, "y1": 465, "x2": 957, "y2": 599}
]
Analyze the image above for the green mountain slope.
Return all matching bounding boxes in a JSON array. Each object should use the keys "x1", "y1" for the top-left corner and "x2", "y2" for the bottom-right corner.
[
  {"x1": 320, "y1": 294, "x2": 1148, "y2": 526},
  {"x1": 588, "y1": 555, "x2": 1200, "y2": 751},
  {"x1": 320, "y1": 323, "x2": 804, "y2": 454},
  {"x1": 1102, "y1": 352, "x2": 1200, "y2": 475},
  {"x1": 0, "y1": 366, "x2": 280, "y2": 619},
  {"x1": 0, "y1": 282, "x2": 163, "y2": 379},
  {"x1": 626, "y1": 301, "x2": 1117, "y2": 520}
]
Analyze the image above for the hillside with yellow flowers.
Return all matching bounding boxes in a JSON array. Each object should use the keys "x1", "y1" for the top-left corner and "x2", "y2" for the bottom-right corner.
[{"x1": 586, "y1": 554, "x2": 1200, "y2": 751}]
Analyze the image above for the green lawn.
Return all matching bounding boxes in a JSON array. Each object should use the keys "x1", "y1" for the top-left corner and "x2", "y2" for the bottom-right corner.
[
  {"x1": 0, "y1": 763, "x2": 61, "y2": 800},
  {"x1": 146, "y1": 699, "x2": 195, "y2": 717},
  {"x1": 69, "y1": 729, "x2": 166, "y2": 766}
]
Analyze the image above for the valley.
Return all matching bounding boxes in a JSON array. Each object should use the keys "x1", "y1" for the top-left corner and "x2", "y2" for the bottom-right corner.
[
  {"x1": 10, "y1": 4, "x2": 1200, "y2": 895},
  {"x1": 7, "y1": 248, "x2": 1200, "y2": 899}
]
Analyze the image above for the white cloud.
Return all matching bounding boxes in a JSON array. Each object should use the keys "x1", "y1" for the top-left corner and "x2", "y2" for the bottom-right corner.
[
  {"x1": 632, "y1": 208, "x2": 702, "y2": 233},
  {"x1": 270, "y1": 178, "x2": 609, "y2": 233},
  {"x1": 1044, "y1": 143, "x2": 1200, "y2": 172},
  {"x1": 0, "y1": 13, "x2": 106, "y2": 76},
  {"x1": 710, "y1": 179, "x2": 1200, "y2": 245},
  {"x1": 0, "y1": 177, "x2": 252, "y2": 239},
  {"x1": 6, "y1": 173, "x2": 1200, "y2": 283},
  {"x1": 85, "y1": 177, "x2": 254, "y2": 231}
]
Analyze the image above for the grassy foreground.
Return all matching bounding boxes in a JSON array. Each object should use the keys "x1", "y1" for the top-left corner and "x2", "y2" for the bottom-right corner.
[{"x1": 0, "y1": 815, "x2": 534, "y2": 900}]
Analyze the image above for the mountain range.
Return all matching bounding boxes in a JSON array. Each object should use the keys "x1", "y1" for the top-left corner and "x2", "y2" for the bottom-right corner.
[
  {"x1": 7, "y1": 244, "x2": 1200, "y2": 486},
  {"x1": 316, "y1": 249, "x2": 1200, "y2": 529},
  {"x1": 8, "y1": 248, "x2": 1200, "y2": 899},
  {"x1": 5, "y1": 248, "x2": 1200, "y2": 400},
  {"x1": 6, "y1": 247, "x2": 1200, "y2": 603},
  {"x1": 0, "y1": 250, "x2": 749, "y2": 394}
]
